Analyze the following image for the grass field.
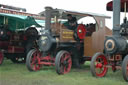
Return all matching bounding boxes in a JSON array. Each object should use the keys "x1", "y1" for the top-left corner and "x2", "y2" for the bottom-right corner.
[{"x1": 0, "y1": 59, "x2": 127, "y2": 85}]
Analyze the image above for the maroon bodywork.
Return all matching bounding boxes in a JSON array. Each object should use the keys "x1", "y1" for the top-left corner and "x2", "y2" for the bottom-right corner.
[
  {"x1": 107, "y1": 0, "x2": 128, "y2": 12},
  {"x1": 0, "y1": 26, "x2": 39, "y2": 64}
]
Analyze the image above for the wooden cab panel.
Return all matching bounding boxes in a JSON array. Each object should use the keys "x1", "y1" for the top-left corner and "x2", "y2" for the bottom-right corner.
[
  {"x1": 60, "y1": 29, "x2": 74, "y2": 42},
  {"x1": 84, "y1": 37, "x2": 96, "y2": 57},
  {"x1": 51, "y1": 23, "x2": 75, "y2": 42},
  {"x1": 84, "y1": 26, "x2": 112, "y2": 57}
]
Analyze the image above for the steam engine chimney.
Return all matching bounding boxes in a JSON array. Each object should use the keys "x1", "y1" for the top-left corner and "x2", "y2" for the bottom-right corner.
[
  {"x1": 45, "y1": 7, "x2": 53, "y2": 30},
  {"x1": 113, "y1": 0, "x2": 121, "y2": 36}
]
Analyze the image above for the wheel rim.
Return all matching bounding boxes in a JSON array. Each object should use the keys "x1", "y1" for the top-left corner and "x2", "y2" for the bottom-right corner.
[
  {"x1": 30, "y1": 51, "x2": 41, "y2": 71},
  {"x1": 95, "y1": 55, "x2": 108, "y2": 77},
  {"x1": 60, "y1": 52, "x2": 72, "y2": 74},
  {"x1": 0, "y1": 52, "x2": 3, "y2": 64}
]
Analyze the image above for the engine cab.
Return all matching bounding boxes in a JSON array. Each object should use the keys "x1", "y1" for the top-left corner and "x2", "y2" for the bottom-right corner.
[{"x1": 38, "y1": 7, "x2": 111, "y2": 53}]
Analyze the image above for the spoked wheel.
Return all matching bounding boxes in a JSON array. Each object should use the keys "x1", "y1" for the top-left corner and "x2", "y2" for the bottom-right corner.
[
  {"x1": 26, "y1": 49, "x2": 42, "y2": 71},
  {"x1": 122, "y1": 55, "x2": 128, "y2": 82},
  {"x1": 90, "y1": 52, "x2": 108, "y2": 77},
  {"x1": 55, "y1": 50, "x2": 72, "y2": 75},
  {"x1": 0, "y1": 51, "x2": 4, "y2": 65}
]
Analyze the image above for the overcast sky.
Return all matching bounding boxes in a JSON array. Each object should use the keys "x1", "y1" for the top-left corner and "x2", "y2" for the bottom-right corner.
[{"x1": 1, "y1": 0, "x2": 126, "y2": 28}]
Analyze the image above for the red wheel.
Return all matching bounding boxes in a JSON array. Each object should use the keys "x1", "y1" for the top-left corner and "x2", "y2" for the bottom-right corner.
[
  {"x1": 0, "y1": 51, "x2": 4, "y2": 65},
  {"x1": 77, "y1": 24, "x2": 86, "y2": 40},
  {"x1": 55, "y1": 50, "x2": 72, "y2": 74},
  {"x1": 90, "y1": 52, "x2": 108, "y2": 77},
  {"x1": 122, "y1": 55, "x2": 128, "y2": 82},
  {"x1": 26, "y1": 49, "x2": 42, "y2": 71}
]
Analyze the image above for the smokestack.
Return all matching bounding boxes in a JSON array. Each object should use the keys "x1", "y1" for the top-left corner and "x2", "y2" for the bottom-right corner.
[
  {"x1": 113, "y1": 0, "x2": 121, "y2": 36},
  {"x1": 45, "y1": 6, "x2": 52, "y2": 30}
]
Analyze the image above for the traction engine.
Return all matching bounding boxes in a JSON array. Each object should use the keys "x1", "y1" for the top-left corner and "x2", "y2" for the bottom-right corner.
[
  {"x1": 90, "y1": 0, "x2": 128, "y2": 82},
  {"x1": 26, "y1": 7, "x2": 85, "y2": 74}
]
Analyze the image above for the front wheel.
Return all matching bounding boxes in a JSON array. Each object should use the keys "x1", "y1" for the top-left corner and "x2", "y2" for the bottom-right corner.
[
  {"x1": 0, "y1": 51, "x2": 4, "y2": 65},
  {"x1": 55, "y1": 50, "x2": 72, "y2": 75},
  {"x1": 26, "y1": 49, "x2": 42, "y2": 71},
  {"x1": 90, "y1": 52, "x2": 108, "y2": 77},
  {"x1": 122, "y1": 55, "x2": 128, "y2": 82}
]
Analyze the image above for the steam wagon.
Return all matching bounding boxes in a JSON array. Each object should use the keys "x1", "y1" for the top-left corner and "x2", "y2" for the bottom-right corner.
[
  {"x1": 90, "y1": 0, "x2": 128, "y2": 82},
  {"x1": 0, "y1": 6, "x2": 44, "y2": 65},
  {"x1": 26, "y1": 6, "x2": 112, "y2": 74}
]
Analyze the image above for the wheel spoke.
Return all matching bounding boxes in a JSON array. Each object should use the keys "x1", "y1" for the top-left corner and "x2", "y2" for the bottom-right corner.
[
  {"x1": 96, "y1": 65, "x2": 104, "y2": 74},
  {"x1": 67, "y1": 58, "x2": 71, "y2": 63},
  {"x1": 101, "y1": 67, "x2": 105, "y2": 72},
  {"x1": 96, "y1": 68, "x2": 100, "y2": 74},
  {"x1": 31, "y1": 60, "x2": 35, "y2": 65},
  {"x1": 36, "y1": 65, "x2": 40, "y2": 70},
  {"x1": 61, "y1": 55, "x2": 64, "y2": 63},
  {"x1": 100, "y1": 68, "x2": 103, "y2": 73},
  {"x1": 32, "y1": 53, "x2": 36, "y2": 62},
  {"x1": 96, "y1": 63, "x2": 99, "y2": 68},
  {"x1": 96, "y1": 58, "x2": 104, "y2": 64},
  {"x1": 31, "y1": 59, "x2": 37, "y2": 69},
  {"x1": 31, "y1": 57, "x2": 35, "y2": 64},
  {"x1": 63, "y1": 66, "x2": 67, "y2": 73},
  {"x1": 33, "y1": 61, "x2": 40, "y2": 71},
  {"x1": 100, "y1": 59, "x2": 104, "y2": 64},
  {"x1": 36, "y1": 51, "x2": 41, "y2": 58},
  {"x1": 64, "y1": 53, "x2": 70, "y2": 61},
  {"x1": 34, "y1": 64, "x2": 37, "y2": 70},
  {"x1": 31, "y1": 53, "x2": 37, "y2": 64},
  {"x1": 60, "y1": 64, "x2": 64, "y2": 73}
]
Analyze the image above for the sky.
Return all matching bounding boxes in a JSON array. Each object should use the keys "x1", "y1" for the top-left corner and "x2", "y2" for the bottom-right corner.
[{"x1": 0, "y1": 0, "x2": 126, "y2": 29}]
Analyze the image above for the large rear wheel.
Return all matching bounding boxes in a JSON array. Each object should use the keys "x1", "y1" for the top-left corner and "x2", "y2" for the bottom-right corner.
[
  {"x1": 90, "y1": 52, "x2": 108, "y2": 77},
  {"x1": 0, "y1": 51, "x2": 4, "y2": 65},
  {"x1": 55, "y1": 50, "x2": 72, "y2": 74},
  {"x1": 122, "y1": 55, "x2": 128, "y2": 82},
  {"x1": 26, "y1": 49, "x2": 42, "y2": 71}
]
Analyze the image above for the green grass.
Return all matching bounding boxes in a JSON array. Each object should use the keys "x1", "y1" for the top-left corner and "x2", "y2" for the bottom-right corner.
[{"x1": 0, "y1": 60, "x2": 127, "y2": 85}]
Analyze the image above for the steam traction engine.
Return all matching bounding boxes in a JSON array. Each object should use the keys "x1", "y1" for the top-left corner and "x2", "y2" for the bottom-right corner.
[
  {"x1": 26, "y1": 7, "x2": 83, "y2": 74},
  {"x1": 26, "y1": 6, "x2": 111, "y2": 74},
  {"x1": 0, "y1": 5, "x2": 44, "y2": 65},
  {"x1": 90, "y1": 0, "x2": 128, "y2": 82}
]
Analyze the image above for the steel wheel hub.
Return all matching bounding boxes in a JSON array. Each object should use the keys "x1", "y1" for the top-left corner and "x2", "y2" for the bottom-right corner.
[{"x1": 96, "y1": 63, "x2": 103, "y2": 68}]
